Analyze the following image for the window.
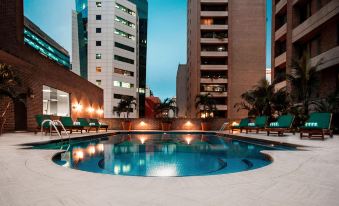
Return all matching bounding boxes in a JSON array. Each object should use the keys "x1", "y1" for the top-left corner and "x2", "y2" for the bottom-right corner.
[
  {"x1": 113, "y1": 81, "x2": 134, "y2": 88},
  {"x1": 115, "y1": 3, "x2": 136, "y2": 16},
  {"x1": 96, "y1": 41, "x2": 101, "y2": 46},
  {"x1": 96, "y1": 80, "x2": 102, "y2": 86},
  {"x1": 114, "y1": 29, "x2": 135, "y2": 40},
  {"x1": 115, "y1": 16, "x2": 136, "y2": 28},
  {"x1": 96, "y1": 53, "x2": 102, "y2": 59},
  {"x1": 96, "y1": 28, "x2": 102, "y2": 33},
  {"x1": 114, "y1": 94, "x2": 134, "y2": 99},
  {"x1": 114, "y1": 42, "x2": 134, "y2": 52},
  {"x1": 114, "y1": 55, "x2": 134, "y2": 64},
  {"x1": 96, "y1": 67, "x2": 102, "y2": 73},
  {"x1": 114, "y1": 67, "x2": 134, "y2": 76},
  {"x1": 43, "y1": 85, "x2": 70, "y2": 116},
  {"x1": 96, "y1": 15, "x2": 101, "y2": 20},
  {"x1": 96, "y1": 2, "x2": 102, "y2": 7}
]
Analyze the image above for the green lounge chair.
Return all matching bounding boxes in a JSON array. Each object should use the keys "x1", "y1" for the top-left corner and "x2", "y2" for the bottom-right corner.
[
  {"x1": 60, "y1": 116, "x2": 85, "y2": 134},
  {"x1": 300, "y1": 112, "x2": 333, "y2": 140},
  {"x1": 231, "y1": 118, "x2": 249, "y2": 133},
  {"x1": 266, "y1": 114, "x2": 295, "y2": 136},
  {"x1": 77, "y1": 118, "x2": 99, "y2": 133},
  {"x1": 245, "y1": 116, "x2": 268, "y2": 134},
  {"x1": 89, "y1": 118, "x2": 108, "y2": 132},
  {"x1": 34, "y1": 114, "x2": 62, "y2": 134}
]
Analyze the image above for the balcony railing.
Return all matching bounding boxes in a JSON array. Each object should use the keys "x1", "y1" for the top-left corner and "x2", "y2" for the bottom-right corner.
[
  {"x1": 274, "y1": 52, "x2": 286, "y2": 67},
  {"x1": 310, "y1": 46, "x2": 339, "y2": 71}
]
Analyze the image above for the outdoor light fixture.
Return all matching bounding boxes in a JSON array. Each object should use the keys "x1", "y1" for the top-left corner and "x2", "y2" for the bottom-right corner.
[
  {"x1": 232, "y1": 121, "x2": 239, "y2": 126},
  {"x1": 139, "y1": 121, "x2": 147, "y2": 127},
  {"x1": 87, "y1": 107, "x2": 95, "y2": 113},
  {"x1": 73, "y1": 103, "x2": 83, "y2": 112},
  {"x1": 97, "y1": 109, "x2": 104, "y2": 115}
]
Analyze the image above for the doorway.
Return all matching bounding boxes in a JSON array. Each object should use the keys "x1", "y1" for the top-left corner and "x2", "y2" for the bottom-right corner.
[{"x1": 14, "y1": 98, "x2": 27, "y2": 131}]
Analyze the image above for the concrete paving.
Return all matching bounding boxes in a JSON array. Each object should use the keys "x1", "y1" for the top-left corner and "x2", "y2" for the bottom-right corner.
[{"x1": 0, "y1": 131, "x2": 338, "y2": 206}]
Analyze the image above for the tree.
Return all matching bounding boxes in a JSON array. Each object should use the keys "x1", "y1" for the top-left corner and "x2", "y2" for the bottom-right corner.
[
  {"x1": 234, "y1": 78, "x2": 290, "y2": 118},
  {"x1": 155, "y1": 98, "x2": 178, "y2": 121},
  {"x1": 0, "y1": 63, "x2": 26, "y2": 135},
  {"x1": 195, "y1": 93, "x2": 217, "y2": 119},
  {"x1": 286, "y1": 53, "x2": 321, "y2": 116},
  {"x1": 311, "y1": 89, "x2": 339, "y2": 113},
  {"x1": 113, "y1": 96, "x2": 137, "y2": 120}
]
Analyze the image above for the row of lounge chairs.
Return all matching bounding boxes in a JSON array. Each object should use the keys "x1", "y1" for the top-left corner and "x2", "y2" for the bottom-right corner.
[
  {"x1": 231, "y1": 112, "x2": 333, "y2": 140},
  {"x1": 35, "y1": 114, "x2": 108, "y2": 134}
]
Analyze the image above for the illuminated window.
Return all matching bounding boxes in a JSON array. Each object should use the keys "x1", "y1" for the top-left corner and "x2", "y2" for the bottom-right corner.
[
  {"x1": 113, "y1": 81, "x2": 134, "y2": 88},
  {"x1": 115, "y1": 16, "x2": 136, "y2": 28},
  {"x1": 96, "y1": 53, "x2": 102, "y2": 59},
  {"x1": 114, "y1": 29, "x2": 135, "y2": 41},
  {"x1": 42, "y1": 85, "x2": 70, "y2": 116},
  {"x1": 96, "y1": 67, "x2": 102, "y2": 72},
  {"x1": 96, "y1": 2, "x2": 102, "y2": 7},
  {"x1": 96, "y1": 80, "x2": 102, "y2": 86},
  {"x1": 114, "y1": 68, "x2": 134, "y2": 76},
  {"x1": 115, "y1": 3, "x2": 136, "y2": 16},
  {"x1": 201, "y1": 18, "x2": 213, "y2": 25}
]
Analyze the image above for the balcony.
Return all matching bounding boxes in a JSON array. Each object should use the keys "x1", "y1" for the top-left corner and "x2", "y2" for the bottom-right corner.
[
  {"x1": 201, "y1": 11, "x2": 228, "y2": 17},
  {"x1": 201, "y1": 25, "x2": 228, "y2": 30},
  {"x1": 201, "y1": 51, "x2": 228, "y2": 57},
  {"x1": 275, "y1": 23, "x2": 287, "y2": 41},
  {"x1": 310, "y1": 46, "x2": 339, "y2": 71},
  {"x1": 200, "y1": 38, "x2": 228, "y2": 44},
  {"x1": 292, "y1": 1, "x2": 339, "y2": 43},
  {"x1": 200, "y1": 65, "x2": 228, "y2": 70},
  {"x1": 274, "y1": 80, "x2": 287, "y2": 91},
  {"x1": 274, "y1": 52, "x2": 286, "y2": 67},
  {"x1": 200, "y1": 92, "x2": 227, "y2": 97},
  {"x1": 275, "y1": 0, "x2": 287, "y2": 15},
  {"x1": 200, "y1": 78, "x2": 228, "y2": 84},
  {"x1": 216, "y1": 105, "x2": 228, "y2": 111}
]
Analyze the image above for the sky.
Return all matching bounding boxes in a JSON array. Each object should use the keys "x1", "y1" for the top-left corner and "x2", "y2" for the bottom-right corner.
[{"x1": 24, "y1": 0, "x2": 272, "y2": 100}]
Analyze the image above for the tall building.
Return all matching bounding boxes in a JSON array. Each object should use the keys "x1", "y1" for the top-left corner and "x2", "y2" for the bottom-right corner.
[
  {"x1": 176, "y1": 64, "x2": 188, "y2": 118},
  {"x1": 128, "y1": 0, "x2": 148, "y2": 117},
  {"x1": 186, "y1": 0, "x2": 266, "y2": 120},
  {"x1": 24, "y1": 17, "x2": 71, "y2": 69},
  {"x1": 271, "y1": 0, "x2": 339, "y2": 96},
  {"x1": 73, "y1": 0, "x2": 139, "y2": 118}
]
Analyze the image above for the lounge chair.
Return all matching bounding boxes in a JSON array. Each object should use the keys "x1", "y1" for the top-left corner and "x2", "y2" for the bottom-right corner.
[
  {"x1": 245, "y1": 116, "x2": 268, "y2": 134},
  {"x1": 231, "y1": 118, "x2": 249, "y2": 133},
  {"x1": 77, "y1": 118, "x2": 99, "y2": 133},
  {"x1": 89, "y1": 118, "x2": 108, "y2": 132},
  {"x1": 34, "y1": 114, "x2": 62, "y2": 134},
  {"x1": 300, "y1": 112, "x2": 333, "y2": 140},
  {"x1": 266, "y1": 114, "x2": 295, "y2": 136},
  {"x1": 60, "y1": 116, "x2": 85, "y2": 134}
]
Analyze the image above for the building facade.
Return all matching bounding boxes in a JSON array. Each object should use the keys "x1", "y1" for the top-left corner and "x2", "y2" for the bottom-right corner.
[
  {"x1": 24, "y1": 17, "x2": 71, "y2": 69},
  {"x1": 128, "y1": 0, "x2": 148, "y2": 118},
  {"x1": 0, "y1": 0, "x2": 103, "y2": 132},
  {"x1": 186, "y1": 0, "x2": 266, "y2": 120},
  {"x1": 271, "y1": 0, "x2": 339, "y2": 96},
  {"x1": 176, "y1": 64, "x2": 188, "y2": 118},
  {"x1": 73, "y1": 0, "x2": 139, "y2": 118}
]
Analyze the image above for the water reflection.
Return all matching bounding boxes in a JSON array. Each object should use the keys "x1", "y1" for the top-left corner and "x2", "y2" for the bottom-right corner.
[{"x1": 58, "y1": 133, "x2": 274, "y2": 176}]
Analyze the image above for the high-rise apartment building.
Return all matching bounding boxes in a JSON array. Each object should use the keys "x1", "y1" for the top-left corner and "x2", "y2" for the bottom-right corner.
[
  {"x1": 176, "y1": 64, "x2": 188, "y2": 118},
  {"x1": 73, "y1": 0, "x2": 139, "y2": 118},
  {"x1": 186, "y1": 0, "x2": 266, "y2": 120},
  {"x1": 271, "y1": 0, "x2": 339, "y2": 96}
]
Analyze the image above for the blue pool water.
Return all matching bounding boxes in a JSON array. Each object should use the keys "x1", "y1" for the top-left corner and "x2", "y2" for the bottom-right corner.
[{"x1": 39, "y1": 133, "x2": 294, "y2": 177}]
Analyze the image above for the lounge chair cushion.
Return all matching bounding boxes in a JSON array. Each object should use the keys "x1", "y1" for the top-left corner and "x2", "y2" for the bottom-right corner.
[
  {"x1": 77, "y1": 118, "x2": 90, "y2": 127},
  {"x1": 253, "y1": 116, "x2": 267, "y2": 128},
  {"x1": 267, "y1": 114, "x2": 294, "y2": 128},
  {"x1": 60, "y1": 116, "x2": 74, "y2": 127},
  {"x1": 233, "y1": 118, "x2": 249, "y2": 129},
  {"x1": 301, "y1": 113, "x2": 331, "y2": 129},
  {"x1": 35, "y1": 114, "x2": 51, "y2": 128}
]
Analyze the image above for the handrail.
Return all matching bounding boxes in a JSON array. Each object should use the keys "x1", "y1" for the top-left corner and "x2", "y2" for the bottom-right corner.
[
  {"x1": 53, "y1": 120, "x2": 71, "y2": 145},
  {"x1": 219, "y1": 122, "x2": 229, "y2": 131},
  {"x1": 41, "y1": 119, "x2": 71, "y2": 151}
]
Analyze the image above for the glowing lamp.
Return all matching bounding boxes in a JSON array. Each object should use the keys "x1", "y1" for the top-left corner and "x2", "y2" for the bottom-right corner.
[
  {"x1": 97, "y1": 109, "x2": 104, "y2": 115},
  {"x1": 232, "y1": 121, "x2": 239, "y2": 126},
  {"x1": 73, "y1": 103, "x2": 83, "y2": 112},
  {"x1": 87, "y1": 107, "x2": 95, "y2": 113},
  {"x1": 139, "y1": 121, "x2": 147, "y2": 127}
]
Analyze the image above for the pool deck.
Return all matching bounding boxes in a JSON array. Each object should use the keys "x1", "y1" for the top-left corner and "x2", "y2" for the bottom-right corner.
[{"x1": 0, "y1": 131, "x2": 339, "y2": 206}]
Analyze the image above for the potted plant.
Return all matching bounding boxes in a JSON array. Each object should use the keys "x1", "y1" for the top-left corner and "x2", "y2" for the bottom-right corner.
[
  {"x1": 0, "y1": 63, "x2": 26, "y2": 135},
  {"x1": 155, "y1": 98, "x2": 178, "y2": 131},
  {"x1": 113, "y1": 96, "x2": 137, "y2": 130},
  {"x1": 195, "y1": 93, "x2": 216, "y2": 131}
]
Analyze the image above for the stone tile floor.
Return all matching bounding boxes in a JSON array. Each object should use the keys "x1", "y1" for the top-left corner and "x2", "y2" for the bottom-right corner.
[{"x1": 0, "y1": 131, "x2": 338, "y2": 206}]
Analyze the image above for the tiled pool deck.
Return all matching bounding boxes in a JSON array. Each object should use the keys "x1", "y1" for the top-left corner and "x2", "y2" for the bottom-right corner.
[{"x1": 0, "y1": 131, "x2": 339, "y2": 206}]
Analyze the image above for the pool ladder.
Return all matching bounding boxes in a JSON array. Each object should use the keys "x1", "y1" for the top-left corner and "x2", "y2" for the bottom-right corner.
[{"x1": 41, "y1": 119, "x2": 71, "y2": 152}]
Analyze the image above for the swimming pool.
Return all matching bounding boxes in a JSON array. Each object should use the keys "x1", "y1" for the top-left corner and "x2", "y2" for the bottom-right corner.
[{"x1": 38, "y1": 132, "x2": 295, "y2": 177}]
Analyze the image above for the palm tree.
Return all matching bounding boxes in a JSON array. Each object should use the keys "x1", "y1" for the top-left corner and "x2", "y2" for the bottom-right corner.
[
  {"x1": 286, "y1": 53, "x2": 321, "y2": 116},
  {"x1": 0, "y1": 63, "x2": 26, "y2": 135},
  {"x1": 311, "y1": 89, "x2": 339, "y2": 113},
  {"x1": 113, "y1": 96, "x2": 137, "y2": 120},
  {"x1": 234, "y1": 78, "x2": 290, "y2": 118},
  {"x1": 155, "y1": 98, "x2": 178, "y2": 121},
  {"x1": 195, "y1": 93, "x2": 217, "y2": 119}
]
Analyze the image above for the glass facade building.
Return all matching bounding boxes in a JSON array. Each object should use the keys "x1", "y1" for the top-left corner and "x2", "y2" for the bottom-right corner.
[
  {"x1": 23, "y1": 17, "x2": 71, "y2": 69},
  {"x1": 128, "y1": 0, "x2": 148, "y2": 117}
]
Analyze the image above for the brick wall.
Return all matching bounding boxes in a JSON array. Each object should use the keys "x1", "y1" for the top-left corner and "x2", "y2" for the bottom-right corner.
[
  {"x1": 99, "y1": 118, "x2": 228, "y2": 131},
  {"x1": 0, "y1": 0, "x2": 103, "y2": 132},
  {"x1": 0, "y1": 97, "x2": 15, "y2": 132}
]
